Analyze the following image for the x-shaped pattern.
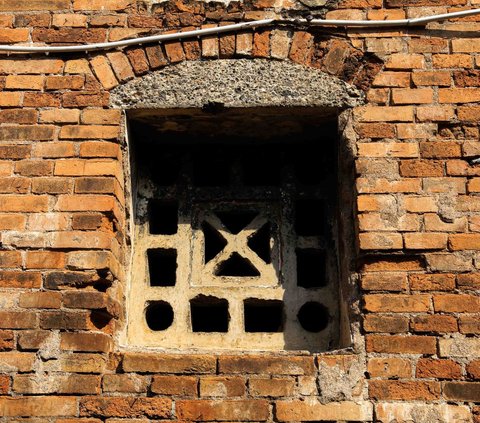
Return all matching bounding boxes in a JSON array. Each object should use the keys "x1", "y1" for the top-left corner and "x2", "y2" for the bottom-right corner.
[{"x1": 202, "y1": 212, "x2": 273, "y2": 278}]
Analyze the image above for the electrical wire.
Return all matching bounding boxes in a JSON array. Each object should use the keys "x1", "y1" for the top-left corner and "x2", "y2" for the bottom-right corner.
[{"x1": 0, "y1": 8, "x2": 478, "y2": 54}]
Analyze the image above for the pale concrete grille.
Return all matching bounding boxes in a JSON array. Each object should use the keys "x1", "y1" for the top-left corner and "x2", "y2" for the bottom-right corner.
[{"x1": 127, "y1": 113, "x2": 339, "y2": 351}]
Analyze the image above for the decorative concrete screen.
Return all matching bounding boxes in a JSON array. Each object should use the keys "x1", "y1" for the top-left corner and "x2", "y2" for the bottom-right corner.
[{"x1": 126, "y1": 110, "x2": 340, "y2": 351}]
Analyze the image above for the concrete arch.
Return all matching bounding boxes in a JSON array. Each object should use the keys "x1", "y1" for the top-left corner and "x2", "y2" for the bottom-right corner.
[{"x1": 109, "y1": 58, "x2": 364, "y2": 110}]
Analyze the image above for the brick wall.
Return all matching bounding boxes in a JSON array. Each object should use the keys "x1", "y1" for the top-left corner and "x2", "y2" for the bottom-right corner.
[{"x1": 1, "y1": 0, "x2": 480, "y2": 421}]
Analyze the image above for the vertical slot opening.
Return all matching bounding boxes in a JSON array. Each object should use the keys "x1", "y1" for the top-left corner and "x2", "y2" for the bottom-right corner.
[
  {"x1": 296, "y1": 249, "x2": 327, "y2": 288},
  {"x1": 295, "y1": 199, "x2": 325, "y2": 236},
  {"x1": 149, "y1": 199, "x2": 178, "y2": 234}
]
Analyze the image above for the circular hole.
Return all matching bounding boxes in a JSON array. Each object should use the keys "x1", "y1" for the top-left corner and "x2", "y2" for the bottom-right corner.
[
  {"x1": 145, "y1": 301, "x2": 174, "y2": 331},
  {"x1": 297, "y1": 301, "x2": 329, "y2": 332}
]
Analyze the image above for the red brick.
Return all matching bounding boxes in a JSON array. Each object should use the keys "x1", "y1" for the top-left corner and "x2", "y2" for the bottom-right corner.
[
  {"x1": 0, "y1": 374, "x2": 9, "y2": 394},
  {"x1": 103, "y1": 374, "x2": 149, "y2": 393},
  {"x1": 0, "y1": 58, "x2": 63, "y2": 74},
  {"x1": 19, "y1": 292, "x2": 62, "y2": 309},
  {"x1": 416, "y1": 358, "x2": 462, "y2": 379},
  {"x1": 59, "y1": 125, "x2": 119, "y2": 140},
  {"x1": 467, "y1": 360, "x2": 480, "y2": 379},
  {"x1": 458, "y1": 273, "x2": 480, "y2": 290},
  {"x1": 409, "y1": 274, "x2": 455, "y2": 291},
  {"x1": 0, "y1": 109, "x2": 37, "y2": 124},
  {"x1": 0, "y1": 311, "x2": 37, "y2": 329},
  {"x1": 404, "y1": 233, "x2": 448, "y2": 250},
  {"x1": 412, "y1": 71, "x2": 451, "y2": 86},
  {"x1": 434, "y1": 294, "x2": 480, "y2": 312},
  {"x1": 60, "y1": 332, "x2": 112, "y2": 352},
  {"x1": 0, "y1": 270, "x2": 41, "y2": 288},
  {"x1": 24, "y1": 92, "x2": 61, "y2": 107},
  {"x1": 369, "y1": 380, "x2": 441, "y2": 400},
  {"x1": 400, "y1": 159, "x2": 444, "y2": 177},
  {"x1": 0, "y1": 330, "x2": 14, "y2": 351},
  {"x1": 0, "y1": 251, "x2": 21, "y2": 268},
  {"x1": 363, "y1": 314, "x2": 409, "y2": 333},
  {"x1": 0, "y1": 125, "x2": 54, "y2": 141},
  {"x1": 123, "y1": 353, "x2": 216, "y2": 373},
  {"x1": 289, "y1": 31, "x2": 312, "y2": 64},
  {"x1": 5, "y1": 75, "x2": 43, "y2": 90},
  {"x1": 126, "y1": 47, "x2": 149, "y2": 75},
  {"x1": 0, "y1": 396, "x2": 77, "y2": 417},
  {"x1": 411, "y1": 315, "x2": 458, "y2": 333},
  {"x1": 31, "y1": 177, "x2": 71, "y2": 194},
  {"x1": 0, "y1": 144, "x2": 31, "y2": 159},
  {"x1": 459, "y1": 316, "x2": 480, "y2": 334},
  {"x1": 200, "y1": 376, "x2": 245, "y2": 397},
  {"x1": 40, "y1": 310, "x2": 89, "y2": 330},
  {"x1": 392, "y1": 88, "x2": 434, "y2": 104},
  {"x1": 46, "y1": 75, "x2": 84, "y2": 90},
  {"x1": 366, "y1": 335, "x2": 436, "y2": 354},
  {"x1": 176, "y1": 399, "x2": 268, "y2": 421},
  {"x1": 449, "y1": 234, "x2": 480, "y2": 250},
  {"x1": 367, "y1": 357, "x2": 411, "y2": 378},
  {"x1": 151, "y1": 375, "x2": 198, "y2": 396},
  {"x1": 219, "y1": 356, "x2": 314, "y2": 375},
  {"x1": 0, "y1": 177, "x2": 29, "y2": 193},
  {"x1": 364, "y1": 294, "x2": 431, "y2": 312},
  {"x1": 79, "y1": 397, "x2": 171, "y2": 418},
  {"x1": 249, "y1": 377, "x2": 295, "y2": 397},
  {"x1": 420, "y1": 142, "x2": 461, "y2": 158},
  {"x1": 444, "y1": 382, "x2": 480, "y2": 401},
  {"x1": 361, "y1": 272, "x2": 407, "y2": 291}
]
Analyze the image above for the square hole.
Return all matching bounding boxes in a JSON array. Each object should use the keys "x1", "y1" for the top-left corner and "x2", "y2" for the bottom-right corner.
[
  {"x1": 295, "y1": 199, "x2": 325, "y2": 236},
  {"x1": 147, "y1": 248, "x2": 177, "y2": 287},
  {"x1": 244, "y1": 299, "x2": 284, "y2": 332},
  {"x1": 190, "y1": 295, "x2": 229, "y2": 332}
]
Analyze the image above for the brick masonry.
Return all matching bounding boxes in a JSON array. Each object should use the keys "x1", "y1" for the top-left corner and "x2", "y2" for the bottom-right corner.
[{"x1": 0, "y1": 0, "x2": 480, "y2": 422}]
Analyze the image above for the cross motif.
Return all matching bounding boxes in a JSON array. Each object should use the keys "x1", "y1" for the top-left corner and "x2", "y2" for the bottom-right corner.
[{"x1": 192, "y1": 207, "x2": 280, "y2": 287}]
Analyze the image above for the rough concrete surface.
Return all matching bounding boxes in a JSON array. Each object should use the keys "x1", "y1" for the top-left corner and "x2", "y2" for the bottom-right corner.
[{"x1": 110, "y1": 59, "x2": 364, "y2": 110}]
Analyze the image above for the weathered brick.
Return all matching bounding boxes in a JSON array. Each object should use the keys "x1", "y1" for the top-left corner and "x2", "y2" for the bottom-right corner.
[
  {"x1": 409, "y1": 273, "x2": 455, "y2": 291},
  {"x1": 19, "y1": 291, "x2": 62, "y2": 309},
  {"x1": 369, "y1": 380, "x2": 441, "y2": 400},
  {"x1": 434, "y1": 294, "x2": 480, "y2": 312},
  {"x1": 123, "y1": 353, "x2": 216, "y2": 373},
  {"x1": 355, "y1": 106, "x2": 414, "y2": 122},
  {"x1": 59, "y1": 125, "x2": 119, "y2": 140},
  {"x1": 404, "y1": 233, "x2": 448, "y2": 250},
  {"x1": 90, "y1": 55, "x2": 118, "y2": 89},
  {"x1": 200, "y1": 376, "x2": 245, "y2": 397},
  {"x1": 46, "y1": 75, "x2": 84, "y2": 90},
  {"x1": 79, "y1": 397, "x2": 172, "y2": 418},
  {"x1": 275, "y1": 400, "x2": 372, "y2": 422},
  {"x1": 366, "y1": 335, "x2": 436, "y2": 354},
  {"x1": 219, "y1": 356, "x2": 315, "y2": 375},
  {"x1": 363, "y1": 314, "x2": 409, "y2": 333},
  {"x1": 249, "y1": 377, "x2": 295, "y2": 397},
  {"x1": 367, "y1": 358, "x2": 411, "y2": 378},
  {"x1": 359, "y1": 232, "x2": 403, "y2": 250},
  {"x1": 60, "y1": 332, "x2": 112, "y2": 352},
  {"x1": 0, "y1": 396, "x2": 77, "y2": 417},
  {"x1": 411, "y1": 314, "x2": 458, "y2": 333},
  {"x1": 177, "y1": 399, "x2": 269, "y2": 421},
  {"x1": 444, "y1": 382, "x2": 480, "y2": 401},
  {"x1": 17, "y1": 330, "x2": 50, "y2": 350},
  {"x1": 151, "y1": 375, "x2": 198, "y2": 396},
  {"x1": 416, "y1": 358, "x2": 462, "y2": 379},
  {"x1": 0, "y1": 330, "x2": 14, "y2": 351},
  {"x1": 0, "y1": 271, "x2": 41, "y2": 288},
  {"x1": 360, "y1": 272, "x2": 407, "y2": 291},
  {"x1": 364, "y1": 294, "x2": 431, "y2": 312},
  {"x1": 40, "y1": 310, "x2": 89, "y2": 330},
  {"x1": 103, "y1": 374, "x2": 149, "y2": 393}
]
